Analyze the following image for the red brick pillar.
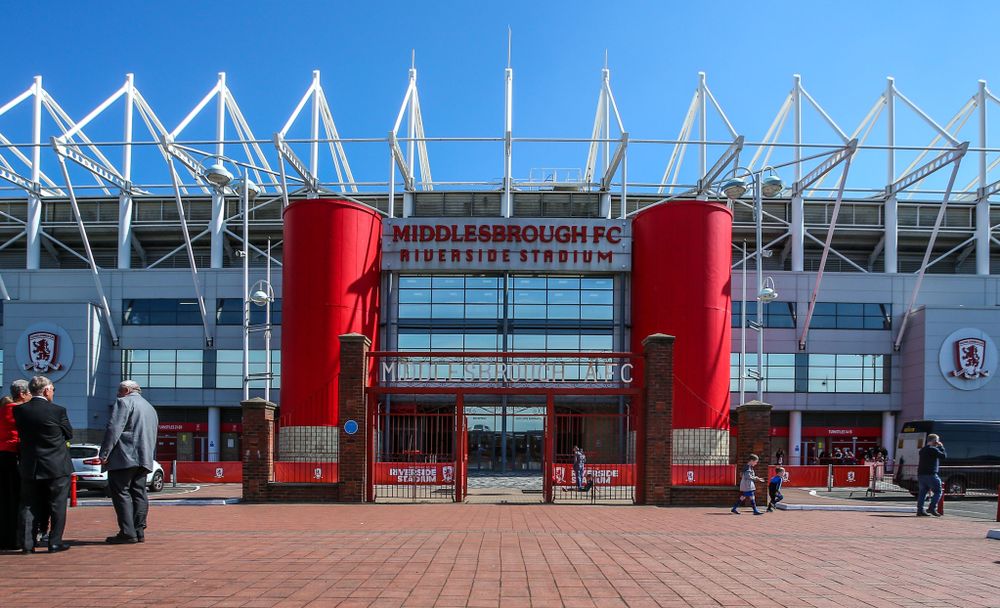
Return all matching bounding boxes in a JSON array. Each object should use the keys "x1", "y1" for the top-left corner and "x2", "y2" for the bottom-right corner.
[
  {"x1": 337, "y1": 333, "x2": 371, "y2": 502},
  {"x1": 241, "y1": 397, "x2": 276, "y2": 503},
  {"x1": 735, "y1": 401, "x2": 773, "y2": 503},
  {"x1": 641, "y1": 333, "x2": 675, "y2": 506}
]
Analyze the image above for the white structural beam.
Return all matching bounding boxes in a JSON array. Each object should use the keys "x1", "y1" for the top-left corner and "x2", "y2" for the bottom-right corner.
[
  {"x1": 51, "y1": 143, "x2": 119, "y2": 345},
  {"x1": 27, "y1": 76, "x2": 43, "y2": 269},
  {"x1": 694, "y1": 135, "x2": 743, "y2": 199},
  {"x1": 120, "y1": 74, "x2": 135, "y2": 269},
  {"x1": 601, "y1": 133, "x2": 629, "y2": 191},
  {"x1": 797, "y1": 144, "x2": 858, "y2": 350},
  {"x1": 211, "y1": 73, "x2": 226, "y2": 269},
  {"x1": 894, "y1": 142, "x2": 969, "y2": 351},
  {"x1": 166, "y1": 155, "x2": 214, "y2": 347},
  {"x1": 885, "y1": 78, "x2": 897, "y2": 273},
  {"x1": 273, "y1": 133, "x2": 318, "y2": 192},
  {"x1": 975, "y1": 80, "x2": 990, "y2": 275},
  {"x1": 791, "y1": 75, "x2": 804, "y2": 272}
]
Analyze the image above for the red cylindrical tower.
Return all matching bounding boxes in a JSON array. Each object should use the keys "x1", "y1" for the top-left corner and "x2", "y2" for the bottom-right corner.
[
  {"x1": 631, "y1": 201, "x2": 733, "y2": 450},
  {"x1": 280, "y1": 199, "x2": 381, "y2": 458}
]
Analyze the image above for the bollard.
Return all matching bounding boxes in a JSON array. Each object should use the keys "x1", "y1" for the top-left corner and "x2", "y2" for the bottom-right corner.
[
  {"x1": 172, "y1": 459, "x2": 177, "y2": 488},
  {"x1": 827, "y1": 464, "x2": 833, "y2": 492},
  {"x1": 70, "y1": 474, "x2": 78, "y2": 508},
  {"x1": 937, "y1": 488, "x2": 944, "y2": 515},
  {"x1": 995, "y1": 485, "x2": 999, "y2": 522}
]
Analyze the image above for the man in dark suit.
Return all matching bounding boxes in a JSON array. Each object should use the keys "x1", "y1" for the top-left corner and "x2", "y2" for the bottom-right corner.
[
  {"x1": 13, "y1": 375, "x2": 73, "y2": 553},
  {"x1": 100, "y1": 380, "x2": 159, "y2": 544}
]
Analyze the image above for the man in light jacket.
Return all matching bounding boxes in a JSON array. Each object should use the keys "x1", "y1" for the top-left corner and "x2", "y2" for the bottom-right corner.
[{"x1": 100, "y1": 380, "x2": 158, "y2": 544}]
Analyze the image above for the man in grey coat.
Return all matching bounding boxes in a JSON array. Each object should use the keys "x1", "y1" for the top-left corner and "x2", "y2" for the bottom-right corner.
[{"x1": 100, "y1": 380, "x2": 158, "y2": 544}]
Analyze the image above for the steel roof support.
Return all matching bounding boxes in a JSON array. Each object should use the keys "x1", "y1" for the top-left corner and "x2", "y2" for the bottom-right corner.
[
  {"x1": 885, "y1": 78, "x2": 897, "y2": 273},
  {"x1": 211, "y1": 73, "x2": 226, "y2": 269},
  {"x1": 694, "y1": 135, "x2": 743, "y2": 200},
  {"x1": 51, "y1": 142, "x2": 119, "y2": 346},
  {"x1": 797, "y1": 142, "x2": 859, "y2": 349},
  {"x1": 503, "y1": 61, "x2": 513, "y2": 218},
  {"x1": 166, "y1": 154, "x2": 213, "y2": 347},
  {"x1": 27, "y1": 77, "x2": 42, "y2": 269},
  {"x1": 120, "y1": 74, "x2": 135, "y2": 269},
  {"x1": 893, "y1": 142, "x2": 969, "y2": 351},
  {"x1": 389, "y1": 64, "x2": 433, "y2": 216},
  {"x1": 584, "y1": 64, "x2": 628, "y2": 216},
  {"x1": 791, "y1": 75, "x2": 804, "y2": 272},
  {"x1": 975, "y1": 80, "x2": 991, "y2": 275}
]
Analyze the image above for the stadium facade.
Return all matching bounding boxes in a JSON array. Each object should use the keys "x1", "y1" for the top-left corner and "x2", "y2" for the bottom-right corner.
[{"x1": 1, "y1": 68, "x2": 999, "y2": 469}]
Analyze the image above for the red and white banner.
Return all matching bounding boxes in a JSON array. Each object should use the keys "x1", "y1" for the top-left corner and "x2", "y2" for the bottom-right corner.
[
  {"x1": 374, "y1": 462, "x2": 456, "y2": 485},
  {"x1": 551, "y1": 464, "x2": 635, "y2": 486},
  {"x1": 832, "y1": 466, "x2": 871, "y2": 487},
  {"x1": 158, "y1": 422, "x2": 242, "y2": 433},
  {"x1": 273, "y1": 462, "x2": 339, "y2": 483},
  {"x1": 766, "y1": 465, "x2": 828, "y2": 487},
  {"x1": 171, "y1": 461, "x2": 242, "y2": 483},
  {"x1": 671, "y1": 465, "x2": 736, "y2": 486}
]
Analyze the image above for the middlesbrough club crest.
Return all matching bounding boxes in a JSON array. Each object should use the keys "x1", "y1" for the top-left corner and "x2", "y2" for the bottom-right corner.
[
  {"x1": 952, "y1": 337, "x2": 988, "y2": 379},
  {"x1": 939, "y1": 328, "x2": 997, "y2": 390},
  {"x1": 25, "y1": 331, "x2": 62, "y2": 373},
  {"x1": 16, "y1": 323, "x2": 74, "y2": 381}
]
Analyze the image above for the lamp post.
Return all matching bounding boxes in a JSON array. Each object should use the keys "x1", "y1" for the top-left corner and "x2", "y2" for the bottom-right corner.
[
  {"x1": 722, "y1": 168, "x2": 783, "y2": 402},
  {"x1": 249, "y1": 243, "x2": 275, "y2": 403},
  {"x1": 232, "y1": 174, "x2": 261, "y2": 402}
]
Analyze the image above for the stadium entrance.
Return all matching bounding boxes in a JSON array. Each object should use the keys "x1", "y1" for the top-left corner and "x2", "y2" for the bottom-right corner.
[{"x1": 367, "y1": 351, "x2": 638, "y2": 503}]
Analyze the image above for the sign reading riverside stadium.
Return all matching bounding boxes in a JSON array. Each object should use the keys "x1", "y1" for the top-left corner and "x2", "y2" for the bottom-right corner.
[{"x1": 382, "y1": 218, "x2": 631, "y2": 272}]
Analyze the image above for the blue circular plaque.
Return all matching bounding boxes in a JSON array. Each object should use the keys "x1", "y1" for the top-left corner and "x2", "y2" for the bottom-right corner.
[{"x1": 344, "y1": 419, "x2": 359, "y2": 435}]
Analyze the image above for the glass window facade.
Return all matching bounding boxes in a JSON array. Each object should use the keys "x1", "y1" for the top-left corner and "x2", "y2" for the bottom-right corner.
[
  {"x1": 217, "y1": 298, "x2": 282, "y2": 325},
  {"x1": 122, "y1": 350, "x2": 204, "y2": 388},
  {"x1": 732, "y1": 301, "x2": 796, "y2": 328},
  {"x1": 123, "y1": 299, "x2": 202, "y2": 325},
  {"x1": 811, "y1": 303, "x2": 891, "y2": 330},
  {"x1": 215, "y1": 350, "x2": 281, "y2": 389},
  {"x1": 731, "y1": 353, "x2": 889, "y2": 394},
  {"x1": 730, "y1": 353, "x2": 798, "y2": 393},
  {"x1": 395, "y1": 274, "x2": 617, "y2": 353},
  {"x1": 807, "y1": 354, "x2": 887, "y2": 393}
]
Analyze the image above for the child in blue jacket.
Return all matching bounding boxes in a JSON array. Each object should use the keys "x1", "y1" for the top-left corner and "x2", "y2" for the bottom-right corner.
[{"x1": 767, "y1": 466, "x2": 786, "y2": 512}]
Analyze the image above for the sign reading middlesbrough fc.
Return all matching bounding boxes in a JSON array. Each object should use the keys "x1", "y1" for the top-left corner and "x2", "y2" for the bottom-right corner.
[{"x1": 382, "y1": 218, "x2": 631, "y2": 272}]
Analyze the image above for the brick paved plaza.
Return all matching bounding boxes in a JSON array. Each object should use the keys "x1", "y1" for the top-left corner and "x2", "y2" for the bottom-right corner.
[{"x1": 1, "y1": 499, "x2": 997, "y2": 608}]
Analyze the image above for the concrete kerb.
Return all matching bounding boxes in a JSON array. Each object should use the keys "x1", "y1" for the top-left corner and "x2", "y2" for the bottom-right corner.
[
  {"x1": 774, "y1": 489, "x2": 917, "y2": 513},
  {"x1": 77, "y1": 498, "x2": 242, "y2": 507}
]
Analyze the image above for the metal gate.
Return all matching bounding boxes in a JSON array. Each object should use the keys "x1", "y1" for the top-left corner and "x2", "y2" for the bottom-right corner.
[
  {"x1": 370, "y1": 398, "x2": 465, "y2": 502},
  {"x1": 367, "y1": 351, "x2": 638, "y2": 504},
  {"x1": 547, "y1": 406, "x2": 635, "y2": 503}
]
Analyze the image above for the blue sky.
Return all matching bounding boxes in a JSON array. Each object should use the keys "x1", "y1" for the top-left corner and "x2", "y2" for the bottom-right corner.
[{"x1": 3, "y1": 1, "x2": 999, "y2": 193}]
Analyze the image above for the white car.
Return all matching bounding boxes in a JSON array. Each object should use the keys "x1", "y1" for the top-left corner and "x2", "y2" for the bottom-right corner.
[{"x1": 70, "y1": 444, "x2": 165, "y2": 493}]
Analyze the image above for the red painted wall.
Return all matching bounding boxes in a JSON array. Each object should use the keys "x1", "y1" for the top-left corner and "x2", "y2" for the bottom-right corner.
[
  {"x1": 631, "y1": 201, "x2": 733, "y2": 430},
  {"x1": 281, "y1": 199, "x2": 382, "y2": 427}
]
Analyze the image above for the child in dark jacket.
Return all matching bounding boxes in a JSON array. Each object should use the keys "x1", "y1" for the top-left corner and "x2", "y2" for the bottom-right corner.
[{"x1": 767, "y1": 467, "x2": 786, "y2": 512}]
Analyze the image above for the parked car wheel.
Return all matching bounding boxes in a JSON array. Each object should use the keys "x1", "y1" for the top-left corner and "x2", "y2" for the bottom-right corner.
[{"x1": 149, "y1": 470, "x2": 164, "y2": 493}]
